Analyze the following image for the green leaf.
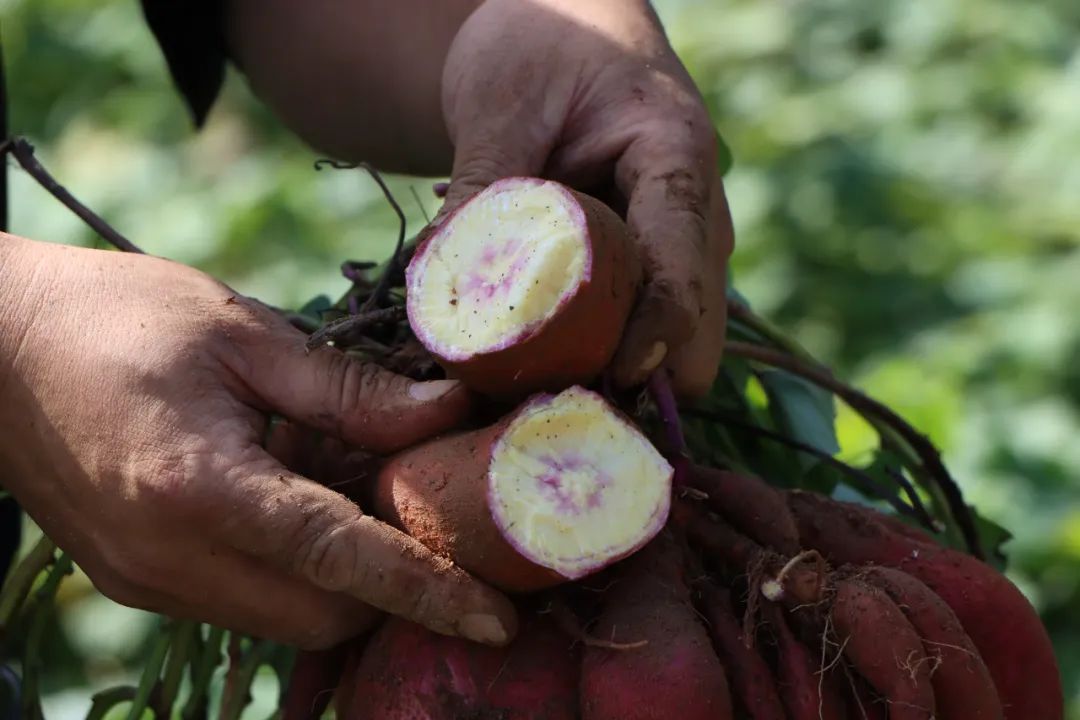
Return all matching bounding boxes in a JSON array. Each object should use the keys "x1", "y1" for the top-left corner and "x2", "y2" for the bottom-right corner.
[
  {"x1": 297, "y1": 294, "x2": 333, "y2": 318},
  {"x1": 716, "y1": 131, "x2": 734, "y2": 177},
  {"x1": 758, "y1": 369, "x2": 840, "y2": 470},
  {"x1": 725, "y1": 283, "x2": 752, "y2": 308},
  {"x1": 972, "y1": 511, "x2": 1013, "y2": 573}
]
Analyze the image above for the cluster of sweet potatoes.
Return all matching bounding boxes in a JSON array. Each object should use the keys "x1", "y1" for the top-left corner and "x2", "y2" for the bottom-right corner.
[
  {"x1": 284, "y1": 179, "x2": 1061, "y2": 719},
  {"x1": 285, "y1": 463, "x2": 1061, "y2": 720}
]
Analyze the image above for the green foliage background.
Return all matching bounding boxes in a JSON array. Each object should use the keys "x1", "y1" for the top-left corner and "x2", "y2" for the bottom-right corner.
[{"x1": 2, "y1": 0, "x2": 1077, "y2": 716}]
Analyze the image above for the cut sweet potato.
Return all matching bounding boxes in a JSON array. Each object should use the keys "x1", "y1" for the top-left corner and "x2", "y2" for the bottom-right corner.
[
  {"x1": 406, "y1": 177, "x2": 641, "y2": 398},
  {"x1": 373, "y1": 385, "x2": 672, "y2": 591}
]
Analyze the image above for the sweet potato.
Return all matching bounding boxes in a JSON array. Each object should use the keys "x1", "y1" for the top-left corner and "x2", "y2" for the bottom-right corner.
[
  {"x1": 676, "y1": 500, "x2": 825, "y2": 607},
  {"x1": 763, "y1": 602, "x2": 846, "y2": 720},
  {"x1": 372, "y1": 385, "x2": 672, "y2": 591},
  {"x1": 788, "y1": 490, "x2": 1063, "y2": 720},
  {"x1": 703, "y1": 586, "x2": 786, "y2": 720},
  {"x1": 861, "y1": 566, "x2": 1003, "y2": 720},
  {"x1": 689, "y1": 465, "x2": 801, "y2": 555},
  {"x1": 406, "y1": 177, "x2": 641, "y2": 398},
  {"x1": 581, "y1": 531, "x2": 733, "y2": 720},
  {"x1": 341, "y1": 613, "x2": 577, "y2": 720},
  {"x1": 830, "y1": 578, "x2": 936, "y2": 720},
  {"x1": 282, "y1": 647, "x2": 348, "y2": 720},
  {"x1": 847, "y1": 674, "x2": 888, "y2": 720}
]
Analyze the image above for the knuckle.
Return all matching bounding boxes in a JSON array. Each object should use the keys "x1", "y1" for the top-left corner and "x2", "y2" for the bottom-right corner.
[
  {"x1": 406, "y1": 586, "x2": 438, "y2": 625},
  {"x1": 292, "y1": 512, "x2": 363, "y2": 592}
]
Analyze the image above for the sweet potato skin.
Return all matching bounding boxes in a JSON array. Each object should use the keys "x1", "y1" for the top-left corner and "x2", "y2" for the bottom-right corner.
[
  {"x1": 581, "y1": 531, "x2": 733, "y2": 720},
  {"x1": 408, "y1": 178, "x2": 642, "y2": 399},
  {"x1": 282, "y1": 647, "x2": 348, "y2": 720},
  {"x1": 764, "y1": 602, "x2": 846, "y2": 720},
  {"x1": 372, "y1": 421, "x2": 564, "y2": 593},
  {"x1": 830, "y1": 578, "x2": 936, "y2": 720},
  {"x1": 690, "y1": 465, "x2": 801, "y2": 555},
  {"x1": 342, "y1": 614, "x2": 577, "y2": 720},
  {"x1": 788, "y1": 490, "x2": 1063, "y2": 720},
  {"x1": 860, "y1": 566, "x2": 1003, "y2": 720},
  {"x1": 703, "y1": 586, "x2": 786, "y2": 720}
]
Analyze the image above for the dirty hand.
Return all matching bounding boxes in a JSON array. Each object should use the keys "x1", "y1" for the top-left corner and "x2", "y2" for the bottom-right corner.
[
  {"x1": 441, "y1": 0, "x2": 735, "y2": 397},
  {"x1": 0, "y1": 236, "x2": 516, "y2": 649}
]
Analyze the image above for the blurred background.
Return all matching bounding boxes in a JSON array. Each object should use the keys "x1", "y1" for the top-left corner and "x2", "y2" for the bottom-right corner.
[{"x1": 2, "y1": 0, "x2": 1078, "y2": 716}]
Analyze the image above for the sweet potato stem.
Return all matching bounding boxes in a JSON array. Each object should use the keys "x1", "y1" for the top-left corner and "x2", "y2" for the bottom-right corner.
[
  {"x1": 723, "y1": 340, "x2": 982, "y2": 559},
  {"x1": 314, "y1": 158, "x2": 406, "y2": 313},
  {"x1": 682, "y1": 408, "x2": 936, "y2": 531},
  {"x1": 649, "y1": 368, "x2": 689, "y2": 487},
  {"x1": 0, "y1": 136, "x2": 144, "y2": 253}
]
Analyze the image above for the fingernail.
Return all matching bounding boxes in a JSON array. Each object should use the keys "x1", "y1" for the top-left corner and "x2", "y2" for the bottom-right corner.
[
  {"x1": 639, "y1": 341, "x2": 668, "y2": 374},
  {"x1": 459, "y1": 613, "x2": 508, "y2": 645},
  {"x1": 409, "y1": 379, "x2": 462, "y2": 402}
]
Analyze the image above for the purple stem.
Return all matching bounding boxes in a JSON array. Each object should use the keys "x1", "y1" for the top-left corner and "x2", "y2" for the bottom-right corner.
[
  {"x1": 433, "y1": 182, "x2": 449, "y2": 198},
  {"x1": 347, "y1": 295, "x2": 360, "y2": 316},
  {"x1": 648, "y1": 369, "x2": 688, "y2": 487}
]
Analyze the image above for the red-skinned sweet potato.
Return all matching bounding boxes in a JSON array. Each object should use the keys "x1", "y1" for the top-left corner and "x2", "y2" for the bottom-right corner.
[
  {"x1": 581, "y1": 531, "x2": 733, "y2": 720},
  {"x1": 282, "y1": 647, "x2": 348, "y2": 720},
  {"x1": 847, "y1": 674, "x2": 888, "y2": 720},
  {"x1": 763, "y1": 602, "x2": 846, "y2": 720},
  {"x1": 830, "y1": 578, "x2": 936, "y2": 720},
  {"x1": 689, "y1": 465, "x2": 801, "y2": 555},
  {"x1": 372, "y1": 385, "x2": 672, "y2": 592},
  {"x1": 861, "y1": 566, "x2": 1003, "y2": 720},
  {"x1": 703, "y1": 586, "x2": 786, "y2": 720},
  {"x1": 788, "y1": 490, "x2": 1063, "y2": 720},
  {"x1": 406, "y1": 177, "x2": 641, "y2": 399},
  {"x1": 341, "y1": 613, "x2": 577, "y2": 720}
]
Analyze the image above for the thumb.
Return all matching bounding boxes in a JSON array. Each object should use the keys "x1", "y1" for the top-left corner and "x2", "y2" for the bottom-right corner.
[
  {"x1": 236, "y1": 321, "x2": 472, "y2": 455},
  {"x1": 439, "y1": 117, "x2": 549, "y2": 216}
]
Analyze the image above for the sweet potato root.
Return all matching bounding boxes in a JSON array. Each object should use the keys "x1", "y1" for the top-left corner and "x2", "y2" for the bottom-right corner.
[
  {"x1": 702, "y1": 586, "x2": 786, "y2": 720},
  {"x1": 406, "y1": 177, "x2": 641, "y2": 398},
  {"x1": 788, "y1": 490, "x2": 1063, "y2": 720},
  {"x1": 341, "y1": 613, "x2": 577, "y2": 720},
  {"x1": 282, "y1": 647, "x2": 348, "y2": 720},
  {"x1": 861, "y1": 566, "x2": 1003, "y2": 720},
  {"x1": 581, "y1": 531, "x2": 733, "y2": 720},
  {"x1": 373, "y1": 385, "x2": 672, "y2": 591},
  {"x1": 830, "y1": 578, "x2": 936, "y2": 720}
]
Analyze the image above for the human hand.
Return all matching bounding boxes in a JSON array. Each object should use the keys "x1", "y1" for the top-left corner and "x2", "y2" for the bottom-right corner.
[
  {"x1": 440, "y1": 0, "x2": 734, "y2": 397},
  {"x1": 0, "y1": 236, "x2": 516, "y2": 649}
]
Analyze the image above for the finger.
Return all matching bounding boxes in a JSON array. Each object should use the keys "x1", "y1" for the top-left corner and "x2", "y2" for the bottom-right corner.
[
  {"x1": 202, "y1": 446, "x2": 518, "y2": 646},
  {"x1": 265, "y1": 418, "x2": 376, "y2": 502},
  {"x1": 90, "y1": 534, "x2": 381, "y2": 650},
  {"x1": 663, "y1": 180, "x2": 735, "y2": 398},
  {"x1": 609, "y1": 120, "x2": 725, "y2": 393},
  {"x1": 440, "y1": 95, "x2": 553, "y2": 214},
  {"x1": 235, "y1": 322, "x2": 472, "y2": 455}
]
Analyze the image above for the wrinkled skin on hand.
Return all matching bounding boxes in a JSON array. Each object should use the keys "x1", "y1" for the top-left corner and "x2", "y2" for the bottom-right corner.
[
  {"x1": 0, "y1": 237, "x2": 516, "y2": 649},
  {"x1": 440, "y1": 0, "x2": 735, "y2": 397}
]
